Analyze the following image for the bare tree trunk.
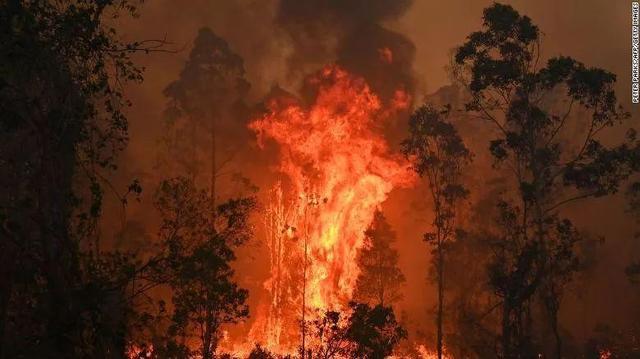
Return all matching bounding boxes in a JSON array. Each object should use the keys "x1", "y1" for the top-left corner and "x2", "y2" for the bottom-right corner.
[
  {"x1": 301, "y1": 206, "x2": 309, "y2": 359},
  {"x1": 378, "y1": 249, "x2": 385, "y2": 307},
  {"x1": 188, "y1": 118, "x2": 198, "y2": 182},
  {"x1": 0, "y1": 233, "x2": 17, "y2": 359},
  {"x1": 545, "y1": 290, "x2": 562, "y2": 359},
  {"x1": 41, "y1": 134, "x2": 79, "y2": 356},
  {"x1": 211, "y1": 115, "x2": 216, "y2": 208},
  {"x1": 502, "y1": 300, "x2": 512, "y2": 359},
  {"x1": 301, "y1": 238, "x2": 308, "y2": 358},
  {"x1": 552, "y1": 310, "x2": 562, "y2": 359},
  {"x1": 202, "y1": 311, "x2": 214, "y2": 359},
  {"x1": 436, "y1": 242, "x2": 444, "y2": 359}
]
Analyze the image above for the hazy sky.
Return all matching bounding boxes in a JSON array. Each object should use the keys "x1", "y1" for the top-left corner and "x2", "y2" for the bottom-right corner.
[{"x1": 113, "y1": 0, "x2": 639, "y2": 340}]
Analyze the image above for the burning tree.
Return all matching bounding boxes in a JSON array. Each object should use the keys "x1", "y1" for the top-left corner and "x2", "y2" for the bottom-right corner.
[
  {"x1": 454, "y1": 3, "x2": 639, "y2": 357},
  {"x1": 402, "y1": 104, "x2": 471, "y2": 359},
  {"x1": 248, "y1": 65, "x2": 414, "y2": 352},
  {"x1": 353, "y1": 209, "x2": 405, "y2": 308},
  {"x1": 259, "y1": 184, "x2": 300, "y2": 349}
]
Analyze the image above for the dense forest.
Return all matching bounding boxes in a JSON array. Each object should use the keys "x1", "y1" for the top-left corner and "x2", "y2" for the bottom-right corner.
[{"x1": 0, "y1": 1, "x2": 639, "y2": 358}]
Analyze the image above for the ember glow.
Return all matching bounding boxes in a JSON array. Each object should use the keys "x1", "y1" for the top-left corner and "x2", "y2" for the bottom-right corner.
[
  {"x1": 243, "y1": 65, "x2": 414, "y2": 353},
  {"x1": 414, "y1": 345, "x2": 452, "y2": 359}
]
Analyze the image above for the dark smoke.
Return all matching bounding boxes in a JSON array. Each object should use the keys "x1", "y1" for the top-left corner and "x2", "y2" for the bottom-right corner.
[
  {"x1": 105, "y1": 0, "x2": 639, "y2": 354},
  {"x1": 276, "y1": 0, "x2": 416, "y2": 103}
]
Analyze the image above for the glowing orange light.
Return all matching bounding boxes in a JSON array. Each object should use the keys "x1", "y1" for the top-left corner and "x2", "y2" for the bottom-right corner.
[{"x1": 242, "y1": 65, "x2": 414, "y2": 354}]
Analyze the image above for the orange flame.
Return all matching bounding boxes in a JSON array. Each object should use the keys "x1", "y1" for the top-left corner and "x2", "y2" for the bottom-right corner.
[
  {"x1": 245, "y1": 65, "x2": 414, "y2": 352},
  {"x1": 413, "y1": 344, "x2": 452, "y2": 359},
  {"x1": 599, "y1": 349, "x2": 612, "y2": 359}
]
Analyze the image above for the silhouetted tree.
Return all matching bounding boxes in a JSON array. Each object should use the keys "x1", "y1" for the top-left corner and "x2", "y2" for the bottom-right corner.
[
  {"x1": 0, "y1": 1, "x2": 163, "y2": 357},
  {"x1": 444, "y1": 221, "x2": 502, "y2": 358},
  {"x1": 454, "y1": 3, "x2": 639, "y2": 358},
  {"x1": 162, "y1": 27, "x2": 250, "y2": 204},
  {"x1": 625, "y1": 182, "x2": 640, "y2": 285},
  {"x1": 402, "y1": 104, "x2": 471, "y2": 359},
  {"x1": 247, "y1": 344, "x2": 280, "y2": 359},
  {"x1": 353, "y1": 209, "x2": 405, "y2": 307},
  {"x1": 309, "y1": 309, "x2": 351, "y2": 359},
  {"x1": 306, "y1": 302, "x2": 406, "y2": 359},
  {"x1": 344, "y1": 302, "x2": 407, "y2": 359},
  {"x1": 154, "y1": 177, "x2": 255, "y2": 359}
]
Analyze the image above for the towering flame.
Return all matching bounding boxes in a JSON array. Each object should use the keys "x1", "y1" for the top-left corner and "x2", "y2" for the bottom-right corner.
[{"x1": 244, "y1": 65, "x2": 414, "y2": 352}]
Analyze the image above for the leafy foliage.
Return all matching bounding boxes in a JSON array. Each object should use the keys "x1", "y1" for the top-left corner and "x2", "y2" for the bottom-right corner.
[
  {"x1": 153, "y1": 177, "x2": 255, "y2": 358},
  {"x1": 353, "y1": 210, "x2": 405, "y2": 307},
  {"x1": 159, "y1": 27, "x2": 251, "y2": 185},
  {"x1": 344, "y1": 303, "x2": 407, "y2": 359},
  {"x1": 309, "y1": 310, "x2": 352, "y2": 359},
  {"x1": 0, "y1": 1, "x2": 161, "y2": 357},
  {"x1": 402, "y1": 103, "x2": 471, "y2": 358},
  {"x1": 454, "y1": 2, "x2": 638, "y2": 357},
  {"x1": 402, "y1": 104, "x2": 471, "y2": 247},
  {"x1": 307, "y1": 302, "x2": 407, "y2": 359}
]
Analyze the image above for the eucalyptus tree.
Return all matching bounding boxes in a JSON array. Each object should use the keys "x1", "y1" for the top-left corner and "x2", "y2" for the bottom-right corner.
[
  {"x1": 402, "y1": 104, "x2": 471, "y2": 359},
  {"x1": 162, "y1": 27, "x2": 250, "y2": 205},
  {"x1": 454, "y1": 3, "x2": 639, "y2": 357}
]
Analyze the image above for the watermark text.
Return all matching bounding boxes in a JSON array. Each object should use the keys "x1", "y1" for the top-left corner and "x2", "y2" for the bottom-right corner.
[{"x1": 632, "y1": 2, "x2": 639, "y2": 103}]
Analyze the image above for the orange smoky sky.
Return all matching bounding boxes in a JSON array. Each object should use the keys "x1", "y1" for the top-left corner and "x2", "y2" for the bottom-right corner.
[{"x1": 104, "y1": 0, "x2": 639, "y2": 347}]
